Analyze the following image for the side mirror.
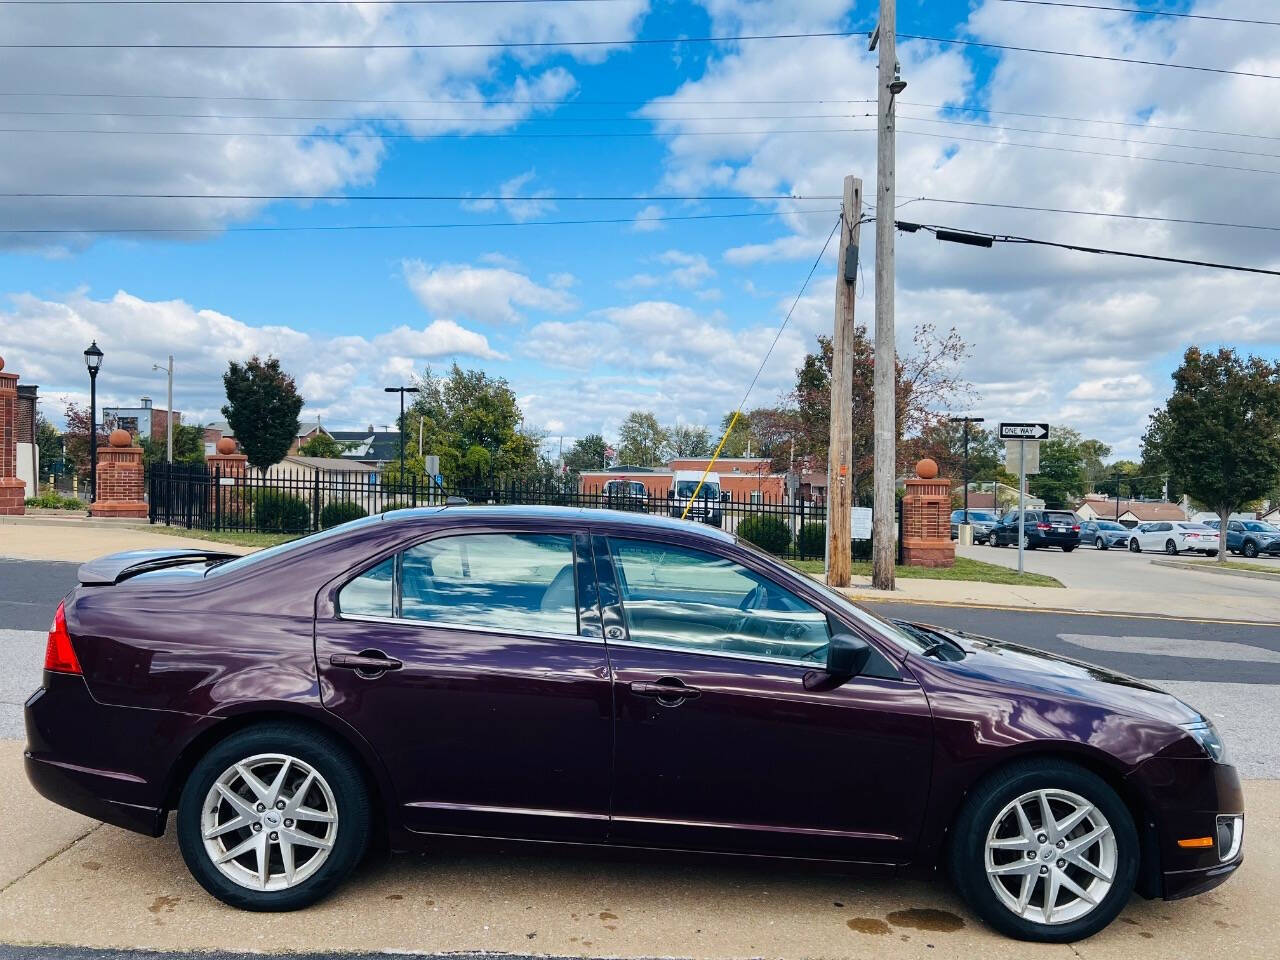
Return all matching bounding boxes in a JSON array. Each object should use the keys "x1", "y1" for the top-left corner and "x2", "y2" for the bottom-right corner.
[{"x1": 825, "y1": 633, "x2": 871, "y2": 678}]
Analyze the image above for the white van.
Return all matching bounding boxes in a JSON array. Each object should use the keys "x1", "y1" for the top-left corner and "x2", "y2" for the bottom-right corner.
[{"x1": 668, "y1": 469, "x2": 725, "y2": 527}]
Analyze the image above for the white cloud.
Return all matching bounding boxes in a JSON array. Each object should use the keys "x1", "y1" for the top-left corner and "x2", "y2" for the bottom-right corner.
[
  {"x1": 460, "y1": 169, "x2": 557, "y2": 222},
  {"x1": 403, "y1": 260, "x2": 577, "y2": 324},
  {"x1": 0, "y1": 288, "x2": 499, "y2": 428},
  {"x1": 631, "y1": 204, "x2": 667, "y2": 232}
]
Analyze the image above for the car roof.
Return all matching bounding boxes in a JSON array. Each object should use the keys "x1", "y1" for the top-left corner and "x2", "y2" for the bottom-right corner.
[{"x1": 383, "y1": 504, "x2": 736, "y2": 542}]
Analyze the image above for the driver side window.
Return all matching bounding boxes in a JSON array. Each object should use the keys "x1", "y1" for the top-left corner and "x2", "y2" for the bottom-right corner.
[{"x1": 606, "y1": 538, "x2": 830, "y2": 664}]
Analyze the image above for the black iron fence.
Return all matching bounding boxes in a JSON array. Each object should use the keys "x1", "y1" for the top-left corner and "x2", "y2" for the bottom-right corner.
[{"x1": 147, "y1": 465, "x2": 904, "y2": 562}]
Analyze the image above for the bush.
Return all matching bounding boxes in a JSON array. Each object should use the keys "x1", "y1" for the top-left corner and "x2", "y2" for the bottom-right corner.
[
  {"x1": 797, "y1": 521, "x2": 826, "y2": 558},
  {"x1": 380, "y1": 500, "x2": 414, "y2": 512},
  {"x1": 319, "y1": 500, "x2": 369, "y2": 529},
  {"x1": 736, "y1": 514, "x2": 793, "y2": 555},
  {"x1": 253, "y1": 490, "x2": 311, "y2": 533},
  {"x1": 25, "y1": 492, "x2": 85, "y2": 510}
]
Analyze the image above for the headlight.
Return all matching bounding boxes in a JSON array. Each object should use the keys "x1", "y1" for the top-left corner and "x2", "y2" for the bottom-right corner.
[{"x1": 1181, "y1": 719, "x2": 1229, "y2": 764}]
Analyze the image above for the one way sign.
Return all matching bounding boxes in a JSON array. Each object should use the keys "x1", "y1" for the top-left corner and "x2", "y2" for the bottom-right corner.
[{"x1": 999, "y1": 422, "x2": 1050, "y2": 440}]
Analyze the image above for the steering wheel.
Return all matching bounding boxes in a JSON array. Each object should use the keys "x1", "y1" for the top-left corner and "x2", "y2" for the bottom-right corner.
[{"x1": 738, "y1": 583, "x2": 768, "y2": 611}]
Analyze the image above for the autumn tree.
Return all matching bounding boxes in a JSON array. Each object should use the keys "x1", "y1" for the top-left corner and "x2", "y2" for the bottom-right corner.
[
  {"x1": 222, "y1": 355, "x2": 304, "y2": 471},
  {"x1": 1143, "y1": 347, "x2": 1280, "y2": 562},
  {"x1": 793, "y1": 323, "x2": 971, "y2": 503},
  {"x1": 60, "y1": 401, "x2": 101, "y2": 480}
]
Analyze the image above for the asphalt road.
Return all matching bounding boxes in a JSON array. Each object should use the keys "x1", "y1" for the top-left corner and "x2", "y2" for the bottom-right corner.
[{"x1": 3, "y1": 559, "x2": 1277, "y2": 776}]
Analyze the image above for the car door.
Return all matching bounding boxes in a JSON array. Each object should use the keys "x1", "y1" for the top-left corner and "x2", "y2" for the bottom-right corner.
[
  {"x1": 315, "y1": 523, "x2": 613, "y2": 842},
  {"x1": 1228, "y1": 520, "x2": 1244, "y2": 552},
  {"x1": 595, "y1": 531, "x2": 933, "y2": 863},
  {"x1": 997, "y1": 511, "x2": 1017, "y2": 545}
]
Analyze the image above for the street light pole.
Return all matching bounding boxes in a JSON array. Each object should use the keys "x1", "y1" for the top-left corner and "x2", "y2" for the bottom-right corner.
[
  {"x1": 948, "y1": 415, "x2": 984, "y2": 523},
  {"x1": 152, "y1": 354, "x2": 174, "y2": 462},
  {"x1": 384, "y1": 385, "x2": 420, "y2": 482},
  {"x1": 83, "y1": 341, "x2": 103, "y2": 503}
]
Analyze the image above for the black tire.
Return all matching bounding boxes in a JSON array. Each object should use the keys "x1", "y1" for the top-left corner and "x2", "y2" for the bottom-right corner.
[
  {"x1": 1129, "y1": 538, "x2": 1141, "y2": 553},
  {"x1": 1206, "y1": 550, "x2": 1218, "y2": 558},
  {"x1": 1095, "y1": 537, "x2": 1106, "y2": 551},
  {"x1": 177, "y1": 722, "x2": 371, "y2": 911},
  {"x1": 1165, "y1": 539, "x2": 1178, "y2": 556},
  {"x1": 1243, "y1": 541, "x2": 1259, "y2": 559},
  {"x1": 948, "y1": 758, "x2": 1138, "y2": 943},
  {"x1": 1062, "y1": 545, "x2": 1075, "y2": 553},
  {"x1": 1023, "y1": 534, "x2": 1035, "y2": 551}
]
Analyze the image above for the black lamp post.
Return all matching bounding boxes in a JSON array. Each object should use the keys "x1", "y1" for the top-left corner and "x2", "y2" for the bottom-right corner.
[
  {"x1": 83, "y1": 341, "x2": 103, "y2": 503},
  {"x1": 949, "y1": 415, "x2": 984, "y2": 522},
  {"x1": 383, "y1": 385, "x2": 420, "y2": 483}
]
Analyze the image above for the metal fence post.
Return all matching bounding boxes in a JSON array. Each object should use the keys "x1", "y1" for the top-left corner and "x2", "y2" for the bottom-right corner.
[{"x1": 312, "y1": 471, "x2": 321, "y2": 531}]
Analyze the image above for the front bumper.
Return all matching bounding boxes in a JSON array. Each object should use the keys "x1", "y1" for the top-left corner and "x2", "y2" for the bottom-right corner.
[
  {"x1": 1128, "y1": 755, "x2": 1244, "y2": 901},
  {"x1": 24, "y1": 671, "x2": 214, "y2": 837}
]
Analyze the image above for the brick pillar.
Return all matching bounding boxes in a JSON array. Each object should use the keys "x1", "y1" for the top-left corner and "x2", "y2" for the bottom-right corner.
[
  {"x1": 901, "y1": 458, "x2": 955, "y2": 568},
  {"x1": 206, "y1": 436, "x2": 248, "y2": 478},
  {"x1": 0, "y1": 355, "x2": 25, "y2": 515},
  {"x1": 207, "y1": 437, "x2": 250, "y2": 523},
  {"x1": 90, "y1": 429, "x2": 148, "y2": 518}
]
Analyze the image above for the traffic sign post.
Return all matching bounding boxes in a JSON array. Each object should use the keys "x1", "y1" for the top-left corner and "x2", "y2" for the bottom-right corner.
[{"x1": 999, "y1": 423, "x2": 1049, "y2": 575}]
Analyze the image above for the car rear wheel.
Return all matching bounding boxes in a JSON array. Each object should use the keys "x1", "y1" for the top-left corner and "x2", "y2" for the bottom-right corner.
[
  {"x1": 1062, "y1": 545, "x2": 1075, "y2": 553},
  {"x1": 1243, "y1": 541, "x2": 1259, "y2": 559},
  {"x1": 949, "y1": 759, "x2": 1137, "y2": 943},
  {"x1": 1095, "y1": 537, "x2": 1106, "y2": 551},
  {"x1": 177, "y1": 723, "x2": 370, "y2": 911},
  {"x1": 1165, "y1": 539, "x2": 1179, "y2": 556},
  {"x1": 1024, "y1": 534, "x2": 1035, "y2": 550},
  {"x1": 1128, "y1": 538, "x2": 1141, "y2": 553}
]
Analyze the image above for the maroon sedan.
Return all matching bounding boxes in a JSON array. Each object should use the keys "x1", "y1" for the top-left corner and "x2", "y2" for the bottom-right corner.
[{"x1": 25, "y1": 506, "x2": 1242, "y2": 941}]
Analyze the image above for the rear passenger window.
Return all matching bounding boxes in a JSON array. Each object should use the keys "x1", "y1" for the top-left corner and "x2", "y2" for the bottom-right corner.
[
  {"x1": 400, "y1": 533, "x2": 578, "y2": 636},
  {"x1": 338, "y1": 556, "x2": 395, "y2": 618}
]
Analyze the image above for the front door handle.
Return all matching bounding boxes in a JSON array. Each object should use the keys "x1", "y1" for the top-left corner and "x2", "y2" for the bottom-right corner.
[
  {"x1": 630, "y1": 677, "x2": 701, "y2": 705},
  {"x1": 330, "y1": 651, "x2": 403, "y2": 677}
]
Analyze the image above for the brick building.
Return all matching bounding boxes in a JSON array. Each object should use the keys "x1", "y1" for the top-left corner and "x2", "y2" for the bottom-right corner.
[
  {"x1": 580, "y1": 457, "x2": 788, "y2": 501},
  {"x1": 102, "y1": 396, "x2": 180, "y2": 444}
]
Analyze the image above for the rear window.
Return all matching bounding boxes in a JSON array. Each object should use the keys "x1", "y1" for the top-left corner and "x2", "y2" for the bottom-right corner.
[{"x1": 1045, "y1": 512, "x2": 1077, "y2": 524}]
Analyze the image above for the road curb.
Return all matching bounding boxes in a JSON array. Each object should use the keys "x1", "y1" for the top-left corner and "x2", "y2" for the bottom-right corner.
[
  {"x1": 0, "y1": 514, "x2": 153, "y2": 532},
  {"x1": 1150, "y1": 557, "x2": 1280, "y2": 582}
]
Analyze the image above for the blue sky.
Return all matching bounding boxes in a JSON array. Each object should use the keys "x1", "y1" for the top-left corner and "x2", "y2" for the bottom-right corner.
[{"x1": 1, "y1": 0, "x2": 1277, "y2": 460}]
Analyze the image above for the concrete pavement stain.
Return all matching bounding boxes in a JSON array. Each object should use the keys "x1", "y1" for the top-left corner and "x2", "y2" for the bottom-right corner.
[
  {"x1": 846, "y1": 917, "x2": 891, "y2": 934},
  {"x1": 884, "y1": 908, "x2": 966, "y2": 933}
]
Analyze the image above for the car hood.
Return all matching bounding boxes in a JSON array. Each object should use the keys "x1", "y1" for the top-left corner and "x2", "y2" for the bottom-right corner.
[{"x1": 922, "y1": 626, "x2": 1202, "y2": 728}]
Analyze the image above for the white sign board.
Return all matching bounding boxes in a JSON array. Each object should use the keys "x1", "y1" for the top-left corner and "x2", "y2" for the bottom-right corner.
[
  {"x1": 999, "y1": 422, "x2": 1050, "y2": 440},
  {"x1": 424, "y1": 454, "x2": 441, "y2": 476},
  {"x1": 850, "y1": 506, "x2": 873, "y2": 540},
  {"x1": 1005, "y1": 440, "x2": 1041, "y2": 475}
]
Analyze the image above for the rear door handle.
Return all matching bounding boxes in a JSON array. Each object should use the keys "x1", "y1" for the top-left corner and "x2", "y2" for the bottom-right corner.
[
  {"x1": 630, "y1": 678, "x2": 701, "y2": 704},
  {"x1": 330, "y1": 652, "x2": 403, "y2": 675}
]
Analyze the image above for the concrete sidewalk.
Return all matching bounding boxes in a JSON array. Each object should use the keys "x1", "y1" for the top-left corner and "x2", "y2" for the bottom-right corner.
[
  {"x1": 0, "y1": 740, "x2": 1273, "y2": 959},
  {"x1": 0, "y1": 515, "x2": 255, "y2": 562}
]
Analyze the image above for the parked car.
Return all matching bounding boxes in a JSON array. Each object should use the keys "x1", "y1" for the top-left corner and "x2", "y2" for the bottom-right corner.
[
  {"x1": 601, "y1": 478, "x2": 649, "y2": 513},
  {"x1": 1206, "y1": 519, "x2": 1280, "y2": 559},
  {"x1": 950, "y1": 508, "x2": 999, "y2": 544},
  {"x1": 27, "y1": 506, "x2": 1243, "y2": 941},
  {"x1": 668, "y1": 469, "x2": 725, "y2": 527},
  {"x1": 1127, "y1": 521, "x2": 1219, "y2": 556},
  {"x1": 989, "y1": 509, "x2": 1080, "y2": 551},
  {"x1": 1078, "y1": 519, "x2": 1131, "y2": 550}
]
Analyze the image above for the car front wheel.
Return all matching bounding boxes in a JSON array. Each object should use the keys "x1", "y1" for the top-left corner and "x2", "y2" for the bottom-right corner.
[
  {"x1": 1095, "y1": 537, "x2": 1106, "y2": 551},
  {"x1": 1243, "y1": 541, "x2": 1259, "y2": 559},
  {"x1": 1165, "y1": 539, "x2": 1179, "y2": 556},
  {"x1": 949, "y1": 759, "x2": 1137, "y2": 942},
  {"x1": 177, "y1": 723, "x2": 370, "y2": 911},
  {"x1": 1129, "y1": 538, "x2": 1141, "y2": 553}
]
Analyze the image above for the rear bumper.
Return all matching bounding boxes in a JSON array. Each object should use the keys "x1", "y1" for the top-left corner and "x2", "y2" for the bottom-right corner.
[{"x1": 24, "y1": 671, "x2": 212, "y2": 837}]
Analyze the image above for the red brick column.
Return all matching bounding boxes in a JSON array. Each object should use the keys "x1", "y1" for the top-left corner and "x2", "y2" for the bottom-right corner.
[
  {"x1": 207, "y1": 437, "x2": 250, "y2": 520},
  {"x1": 901, "y1": 458, "x2": 955, "y2": 568},
  {"x1": 0, "y1": 356, "x2": 25, "y2": 515},
  {"x1": 90, "y1": 428, "x2": 149, "y2": 518}
]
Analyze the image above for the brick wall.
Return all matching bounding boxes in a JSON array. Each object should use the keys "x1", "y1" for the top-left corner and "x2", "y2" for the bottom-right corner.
[
  {"x1": 90, "y1": 442, "x2": 148, "y2": 518},
  {"x1": 0, "y1": 366, "x2": 25, "y2": 515}
]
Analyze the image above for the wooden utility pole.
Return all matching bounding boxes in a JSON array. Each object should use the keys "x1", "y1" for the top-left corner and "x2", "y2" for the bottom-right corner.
[
  {"x1": 826, "y1": 175, "x2": 862, "y2": 587},
  {"x1": 871, "y1": 0, "x2": 900, "y2": 590}
]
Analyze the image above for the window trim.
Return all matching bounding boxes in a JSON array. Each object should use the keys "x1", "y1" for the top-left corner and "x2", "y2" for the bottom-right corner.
[{"x1": 332, "y1": 525, "x2": 592, "y2": 641}]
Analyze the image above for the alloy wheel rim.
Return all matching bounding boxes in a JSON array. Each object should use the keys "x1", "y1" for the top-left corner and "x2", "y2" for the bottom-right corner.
[
  {"x1": 201, "y1": 753, "x2": 338, "y2": 892},
  {"x1": 984, "y1": 788, "x2": 1117, "y2": 926}
]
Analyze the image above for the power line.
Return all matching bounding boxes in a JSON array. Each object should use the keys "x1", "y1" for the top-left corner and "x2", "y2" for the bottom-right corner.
[
  {"x1": 901, "y1": 99, "x2": 1280, "y2": 143},
  {"x1": 903, "y1": 196, "x2": 1280, "y2": 234},
  {"x1": 0, "y1": 92, "x2": 877, "y2": 107},
  {"x1": 896, "y1": 219, "x2": 1280, "y2": 277},
  {"x1": 897, "y1": 125, "x2": 1280, "y2": 177},
  {"x1": 7, "y1": 0, "x2": 629, "y2": 3},
  {"x1": 897, "y1": 33, "x2": 1280, "y2": 80},
  {"x1": 0, "y1": 29, "x2": 862, "y2": 50},
  {"x1": 0, "y1": 108, "x2": 868, "y2": 123},
  {"x1": 0, "y1": 206, "x2": 839, "y2": 235},
  {"x1": 0, "y1": 124, "x2": 877, "y2": 139},
  {"x1": 0, "y1": 191, "x2": 840, "y2": 201},
  {"x1": 989, "y1": 0, "x2": 1280, "y2": 26}
]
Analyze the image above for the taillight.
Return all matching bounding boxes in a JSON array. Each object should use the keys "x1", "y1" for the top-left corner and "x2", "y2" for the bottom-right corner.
[
  {"x1": 1036, "y1": 522, "x2": 1050, "y2": 530},
  {"x1": 1072, "y1": 524, "x2": 1081, "y2": 532},
  {"x1": 44, "y1": 602, "x2": 82, "y2": 675}
]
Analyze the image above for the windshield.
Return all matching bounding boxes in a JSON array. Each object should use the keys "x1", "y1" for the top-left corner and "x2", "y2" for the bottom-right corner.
[
  {"x1": 1244, "y1": 521, "x2": 1278, "y2": 532},
  {"x1": 675, "y1": 480, "x2": 719, "y2": 499},
  {"x1": 1095, "y1": 521, "x2": 1126, "y2": 531},
  {"x1": 964, "y1": 510, "x2": 997, "y2": 521}
]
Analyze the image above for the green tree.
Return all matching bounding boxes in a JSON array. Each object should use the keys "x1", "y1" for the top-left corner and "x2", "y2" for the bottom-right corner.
[
  {"x1": 616, "y1": 411, "x2": 669, "y2": 466},
  {"x1": 35, "y1": 415, "x2": 62, "y2": 479},
  {"x1": 1027, "y1": 428, "x2": 1086, "y2": 508},
  {"x1": 298, "y1": 433, "x2": 356, "y2": 458},
  {"x1": 669, "y1": 424, "x2": 712, "y2": 457},
  {"x1": 222, "y1": 356, "x2": 304, "y2": 471},
  {"x1": 141, "y1": 422, "x2": 207, "y2": 468},
  {"x1": 1144, "y1": 346, "x2": 1280, "y2": 562},
  {"x1": 564, "y1": 434, "x2": 610, "y2": 473},
  {"x1": 402, "y1": 364, "x2": 540, "y2": 485},
  {"x1": 913, "y1": 420, "x2": 1001, "y2": 489}
]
